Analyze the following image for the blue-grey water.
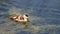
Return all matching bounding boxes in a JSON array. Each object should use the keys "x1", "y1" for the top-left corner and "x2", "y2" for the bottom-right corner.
[{"x1": 0, "y1": 0, "x2": 60, "y2": 34}]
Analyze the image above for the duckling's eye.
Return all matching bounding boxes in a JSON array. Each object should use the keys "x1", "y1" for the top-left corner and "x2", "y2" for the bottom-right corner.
[{"x1": 25, "y1": 14, "x2": 28, "y2": 17}]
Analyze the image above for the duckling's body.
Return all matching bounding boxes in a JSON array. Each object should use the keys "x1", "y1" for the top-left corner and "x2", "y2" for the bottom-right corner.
[{"x1": 10, "y1": 13, "x2": 30, "y2": 27}]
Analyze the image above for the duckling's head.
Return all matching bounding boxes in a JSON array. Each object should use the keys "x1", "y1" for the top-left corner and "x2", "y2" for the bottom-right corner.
[{"x1": 23, "y1": 13, "x2": 29, "y2": 18}]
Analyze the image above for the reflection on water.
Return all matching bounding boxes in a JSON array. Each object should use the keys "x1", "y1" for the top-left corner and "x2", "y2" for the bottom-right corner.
[{"x1": 0, "y1": 0, "x2": 60, "y2": 34}]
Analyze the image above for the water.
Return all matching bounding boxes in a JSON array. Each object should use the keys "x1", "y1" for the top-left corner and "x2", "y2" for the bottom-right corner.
[{"x1": 0, "y1": 0, "x2": 60, "y2": 34}]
